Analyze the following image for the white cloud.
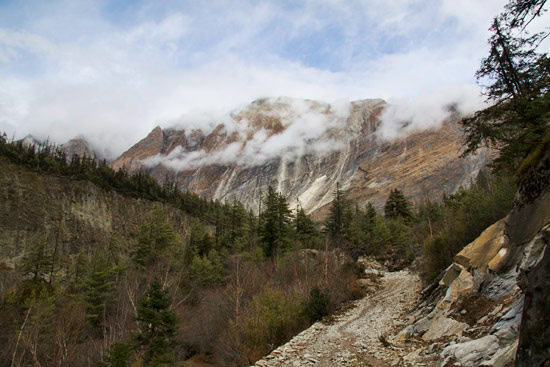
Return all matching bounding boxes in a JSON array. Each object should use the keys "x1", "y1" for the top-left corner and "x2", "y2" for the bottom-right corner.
[
  {"x1": 146, "y1": 98, "x2": 351, "y2": 170},
  {"x1": 0, "y1": 0, "x2": 524, "y2": 159},
  {"x1": 376, "y1": 86, "x2": 486, "y2": 141}
]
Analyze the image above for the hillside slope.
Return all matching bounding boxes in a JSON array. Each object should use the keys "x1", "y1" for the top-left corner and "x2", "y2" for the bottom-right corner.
[{"x1": 0, "y1": 157, "x2": 190, "y2": 272}]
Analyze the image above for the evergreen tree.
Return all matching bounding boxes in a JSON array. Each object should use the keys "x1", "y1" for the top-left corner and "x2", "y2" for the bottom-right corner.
[
  {"x1": 259, "y1": 186, "x2": 292, "y2": 257},
  {"x1": 188, "y1": 219, "x2": 214, "y2": 257},
  {"x1": 344, "y1": 204, "x2": 369, "y2": 258},
  {"x1": 190, "y1": 249, "x2": 225, "y2": 287},
  {"x1": 73, "y1": 248, "x2": 89, "y2": 284},
  {"x1": 384, "y1": 189, "x2": 413, "y2": 221},
  {"x1": 133, "y1": 207, "x2": 177, "y2": 267},
  {"x1": 294, "y1": 206, "x2": 318, "y2": 245},
  {"x1": 460, "y1": 0, "x2": 549, "y2": 173},
  {"x1": 22, "y1": 237, "x2": 52, "y2": 283},
  {"x1": 369, "y1": 216, "x2": 393, "y2": 252},
  {"x1": 83, "y1": 253, "x2": 117, "y2": 328},
  {"x1": 365, "y1": 202, "x2": 377, "y2": 224},
  {"x1": 230, "y1": 199, "x2": 250, "y2": 251},
  {"x1": 101, "y1": 342, "x2": 133, "y2": 367},
  {"x1": 135, "y1": 279, "x2": 178, "y2": 366},
  {"x1": 324, "y1": 183, "x2": 351, "y2": 242}
]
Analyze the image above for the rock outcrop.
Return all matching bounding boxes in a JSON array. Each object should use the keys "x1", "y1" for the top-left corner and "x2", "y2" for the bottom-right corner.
[
  {"x1": 111, "y1": 97, "x2": 489, "y2": 216},
  {"x1": 515, "y1": 226, "x2": 550, "y2": 367},
  {"x1": 397, "y1": 189, "x2": 550, "y2": 367}
]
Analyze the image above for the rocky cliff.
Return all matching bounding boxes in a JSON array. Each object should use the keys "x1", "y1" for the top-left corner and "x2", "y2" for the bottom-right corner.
[
  {"x1": 0, "y1": 157, "x2": 190, "y2": 287},
  {"x1": 111, "y1": 98, "x2": 489, "y2": 216},
  {"x1": 396, "y1": 188, "x2": 550, "y2": 366}
]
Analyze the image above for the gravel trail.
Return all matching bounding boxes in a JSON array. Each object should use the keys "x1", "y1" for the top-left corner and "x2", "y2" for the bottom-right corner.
[{"x1": 253, "y1": 271, "x2": 437, "y2": 367}]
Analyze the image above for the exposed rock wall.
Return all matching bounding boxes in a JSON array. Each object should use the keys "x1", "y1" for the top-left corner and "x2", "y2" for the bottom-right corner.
[
  {"x1": 396, "y1": 186, "x2": 550, "y2": 367},
  {"x1": 516, "y1": 235, "x2": 550, "y2": 367},
  {"x1": 111, "y1": 98, "x2": 489, "y2": 217},
  {"x1": 0, "y1": 158, "x2": 190, "y2": 287}
]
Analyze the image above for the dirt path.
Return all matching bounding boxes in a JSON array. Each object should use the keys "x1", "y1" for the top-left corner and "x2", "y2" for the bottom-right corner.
[{"x1": 253, "y1": 271, "x2": 438, "y2": 367}]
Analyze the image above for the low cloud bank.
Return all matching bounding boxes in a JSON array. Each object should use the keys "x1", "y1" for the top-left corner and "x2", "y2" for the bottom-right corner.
[
  {"x1": 376, "y1": 86, "x2": 486, "y2": 141},
  {"x1": 145, "y1": 98, "x2": 351, "y2": 170},
  {"x1": 143, "y1": 90, "x2": 488, "y2": 171}
]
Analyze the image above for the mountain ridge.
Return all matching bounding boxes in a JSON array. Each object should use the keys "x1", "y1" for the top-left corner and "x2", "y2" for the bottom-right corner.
[{"x1": 110, "y1": 97, "x2": 489, "y2": 216}]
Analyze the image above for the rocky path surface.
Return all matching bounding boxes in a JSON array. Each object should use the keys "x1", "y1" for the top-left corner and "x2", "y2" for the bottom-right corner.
[{"x1": 253, "y1": 271, "x2": 438, "y2": 367}]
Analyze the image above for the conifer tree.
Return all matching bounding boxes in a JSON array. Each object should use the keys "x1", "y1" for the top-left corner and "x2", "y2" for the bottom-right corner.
[
  {"x1": 295, "y1": 207, "x2": 318, "y2": 240},
  {"x1": 324, "y1": 183, "x2": 352, "y2": 242},
  {"x1": 384, "y1": 189, "x2": 413, "y2": 221},
  {"x1": 22, "y1": 237, "x2": 52, "y2": 283},
  {"x1": 460, "y1": 0, "x2": 549, "y2": 173},
  {"x1": 230, "y1": 199, "x2": 250, "y2": 251},
  {"x1": 133, "y1": 207, "x2": 177, "y2": 267},
  {"x1": 365, "y1": 202, "x2": 377, "y2": 230},
  {"x1": 135, "y1": 279, "x2": 178, "y2": 365},
  {"x1": 259, "y1": 186, "x2": 292, "y2": 257},
  {"x1": 101, "y1": 342, "x2": 133, "y2": 367},
  {"x1": 84, "y1": 253, "x2": 117, "y2": 328}
]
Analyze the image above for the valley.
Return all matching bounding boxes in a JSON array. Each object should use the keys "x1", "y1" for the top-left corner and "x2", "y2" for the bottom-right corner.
[{"x1": 253, "y1": 269, "x2": 434, "y2": 367}]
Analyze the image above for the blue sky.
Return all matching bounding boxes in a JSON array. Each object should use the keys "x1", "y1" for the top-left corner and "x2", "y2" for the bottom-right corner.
[{"x1": 0, "y1": 0, "x2": 525, "y2": 157}]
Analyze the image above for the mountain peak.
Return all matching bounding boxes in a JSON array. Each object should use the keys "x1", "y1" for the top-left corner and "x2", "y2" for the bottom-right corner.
[
  {"x1": 110, "y1": 97, "x2": 487, "y2": 217},
  {"x1": 61, "y1": 137, "x2": 100, "y2": 160},
  {"x1": 111, "y1": 125, "x2": 165, "y2": 171}
]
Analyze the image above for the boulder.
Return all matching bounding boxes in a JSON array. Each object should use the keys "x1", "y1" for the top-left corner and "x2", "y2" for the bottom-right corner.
[
  {"x1": 488, "y1": 247, "x2": 510, "y2": 272},
  {"x1": 422, "y1": 314, "x2": 468, "y2": 341},
  {"x1": 437, "y1": 266, "x2": 475, "y2": 310},
  {"x1": 441, "y1": 335, "x2": 500, "y2": 367},
  {"x1": 455, "y1": 219, "x2": 509, "y2": 272},
  {"x1": 482, "y1": 340, "x2": 518, "y2": 367},
  {"x1": 440, "y1": 263, "x2": 462, "y2": 287},
  {"x1": 451, "y1": 268, "x2": 474, "y2": 302}
]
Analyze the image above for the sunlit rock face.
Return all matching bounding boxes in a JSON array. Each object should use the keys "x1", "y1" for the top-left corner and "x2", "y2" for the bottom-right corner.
[{"x1": 111, "y1": 97, "x2": 489, "y2": 216}]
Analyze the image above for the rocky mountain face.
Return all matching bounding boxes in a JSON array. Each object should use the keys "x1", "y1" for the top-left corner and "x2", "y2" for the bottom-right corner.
[{"x1": 111, "y1": 98, "x2": 489, "y2": 215}]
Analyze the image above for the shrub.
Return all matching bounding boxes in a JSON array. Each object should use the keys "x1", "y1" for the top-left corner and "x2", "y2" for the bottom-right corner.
[{"x1": 304, "y1": 286, "x2": 330, "y2": 323}]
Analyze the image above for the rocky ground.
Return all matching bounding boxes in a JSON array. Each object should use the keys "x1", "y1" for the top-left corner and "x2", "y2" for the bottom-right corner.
[{"x1": 253, "y1": 270, "x2": 438, "y2": 367}]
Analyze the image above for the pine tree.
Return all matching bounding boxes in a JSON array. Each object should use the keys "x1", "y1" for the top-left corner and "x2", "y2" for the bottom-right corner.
[
  {"x1": 460, "y1": 0, "x2": 549, "y2": 173},
  {"x1": 324, "y1": 183, "x2": 351, "y2": 242},
  {"x1": 135, "y1": 279, "x2": 178, "y2": 365},
  {"x1": 384, "y1": 189, "x2": 413, "y2": 221},
  {"x1": 365, "y1": 202, "x2": 377, "y2": 231},
  {"x1": 84, "y1": 253, "x2": 117, "y2": 328},
  {"x1": 22, "y1": 237, "x2": 52, "y2": 283},
  {"x1": 133, "y1": 207, "x2": 177, "y2": 267},
  {"x1": 369, "y1": 216, "x2": 393, "y2": 252},
  {"x1": 73, "y1": 248, "x2": 89, "y2": 284},
  {"x1": 230, "y1": 199, "x2": 250, "y2": 251},
  {"x1": 101, "y1": 342, "x2": 133, "y2": 367},
  {"x1": 295, "y1": 207, "x2": 318, "y2": 240},
  {"x1": 259, "y1": 186, "x2": 292, "y2": 257}
]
